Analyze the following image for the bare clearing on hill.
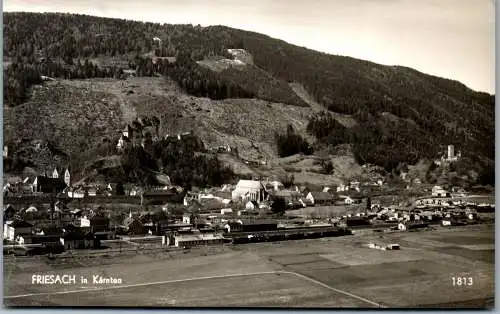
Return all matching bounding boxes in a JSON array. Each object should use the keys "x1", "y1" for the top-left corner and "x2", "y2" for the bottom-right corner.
[
  {"x1": 64, "y1": 76, "x2": 313, "y2": 161},
  {"x1": 197, "y1": 58, "x2": 247, "y2": 72},
  {"x1": 4, "y1": 81, "x2": 122, "y2": 170},
  {"x1": 289, "y1": 82, "x2": 358, "y2": 128},
  {"x1": 6, "y1": 76, "x2": 373, "y2": 184}
]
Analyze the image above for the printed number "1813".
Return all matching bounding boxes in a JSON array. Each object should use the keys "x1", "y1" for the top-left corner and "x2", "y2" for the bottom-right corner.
[{"x1": 452, "y1": 277, "x2": 473, "y2": 286}]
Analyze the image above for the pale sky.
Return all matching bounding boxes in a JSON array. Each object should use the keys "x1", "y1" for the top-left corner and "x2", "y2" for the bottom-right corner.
[{"x1": 4, "y1": 0, "x2": 496, "y2": 93}]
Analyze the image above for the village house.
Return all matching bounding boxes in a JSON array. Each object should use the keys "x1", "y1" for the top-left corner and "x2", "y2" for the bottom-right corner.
[
  {"x1": 152, "y1": 36, "x2": 162, "y2": 44},
  {"x1": 322, "y1": 186, "x2": 333, "y2": 193},
  {"x1": 182, "y1": 213, "x2": 192, "y2": 225},
  {"x1": 4, "y1": 219, "x2": 33, "y2": 242},
  {"x1": 54, "y1": 201, "x2": 67, "y2": 213},
  {"x1": 468, "y1": 213, "x2": 478, "y2": 220},
  {"x1": 117, "y1": 122, "x2": 160, "y2": 151},
  {"x1": 432, "y1": 185, "x2": 450, "y2": 197},
  {"x1": 344, "y1": 196, "x2": 363, "y2": 205},
  {"x1": 297, "y1": 185, "x2": 310, "y2": 196},
  {"x1": 441, "y1": 220, "x2": 452, "y2": 226},
  {"x1": 398, "y1": 221, "x2": 429, "y2": 231},
  {"x1": 116, "y1": 134, "x2": 130, "y2": 151},
  {"x1": 231, "y1": 180, "x2": 267, "y2": 204},
  {"x1": 3, "y1": 204, "x2": 17, "y2": 221},
  {"x1": 124, "y1": 185, "x2": 141, "y2": 196},
  {"x1": 67, "y1": 187, "x2": 86, "y2": 199},
  {"x1": 3, "y1": 183, "x2": 13, "y2": 196},
  {"x1": 86, "y1": 187, "x2": 97, "y2": 197},
  {"x1": 122, "y1": 124, "x2": 133, "y2": 138},
  {"x1": 350, "y1": 181, "x2": 361, "y2": 192},
  {"x1": 270, "y1": 181, "x2": 284, "y2": 192},
  {"x1": 25, "y1": 205, "x2": 38, "y2": 213},
  {"x1": 183, "y1": 193, "x2": 197, "y2": 206},
  {"x1": 245, "y1": 200, "x2": 259, "y2": 211},
  {"x1": 305, "y1": 192, "x2": 335, "y2": 206},
  {"x1": 75, "y1": 215, "x2": 91, "y2": 228},
  {"x1": 106, "y1": 183, "x2": 120, "y2": 196},
  {"x1": 336, "y1": 184, "x2": 349, "y2": 192}
]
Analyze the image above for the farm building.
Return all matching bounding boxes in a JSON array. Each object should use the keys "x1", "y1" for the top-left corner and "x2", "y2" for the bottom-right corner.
[
  {"x1": 231, "y1": 180, "x2": 267, "y2": 203},
  {"x1": 305, "y1": 192, "x2": 335, "y2": 206}
]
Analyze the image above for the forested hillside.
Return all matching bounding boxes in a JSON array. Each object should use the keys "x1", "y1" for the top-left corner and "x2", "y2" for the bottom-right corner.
[{"x1": 3, "y1": 12, "x2": 495, "y2": 185}]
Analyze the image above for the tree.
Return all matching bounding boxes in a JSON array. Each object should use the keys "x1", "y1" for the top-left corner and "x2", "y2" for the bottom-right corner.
[
  {"x1": 271, "y1": 197, "x2": 287, "y2": 215},
  {"x1": 366, "y1": 197, "x2": 371, "y2": 211},
  {"x1": 281, "y1": 174, "x2": 295, "y2": 188},
  {"x1": 321, "y1": 159, "x2": 334, "y2": 174},
  {"x1": 116, "y1": 182, "x2": 125, "y2": 195},
  {"x1": 275, "y1": 125, "x2": 313, "y2": 157}
]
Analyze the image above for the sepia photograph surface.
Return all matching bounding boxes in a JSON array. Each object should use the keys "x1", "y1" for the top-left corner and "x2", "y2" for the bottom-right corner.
[{"x1": 2, "y1": 0, "x2": 495, "y2": 309}]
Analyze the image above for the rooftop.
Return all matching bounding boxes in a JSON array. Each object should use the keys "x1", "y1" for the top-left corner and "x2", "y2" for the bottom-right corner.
[
  {"x1": 235, "y1": 180, "x2": 264, "y2": 190},
  {"x1": 309, "y1": 191, "x2": 335, "y2": 200},
  {"x1": 231, "y1": 219, "x2": 278, "y2": 225},
  {"x1": 175, "y1": 233, "x2": 222, "y2": 242}
]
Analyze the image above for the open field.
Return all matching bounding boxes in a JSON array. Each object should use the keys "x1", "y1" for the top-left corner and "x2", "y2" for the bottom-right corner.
[
  {"x1": 4, "y1": 272, "x2": 375, "y2": 307},
  {"x1": 4, "y1": 224, "x2": 494, "y2": 308}
]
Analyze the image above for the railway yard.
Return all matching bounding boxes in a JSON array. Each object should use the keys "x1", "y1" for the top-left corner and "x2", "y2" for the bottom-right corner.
[{"x1": 4, "y1": 223, "x2": 494, "y2": 308}]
